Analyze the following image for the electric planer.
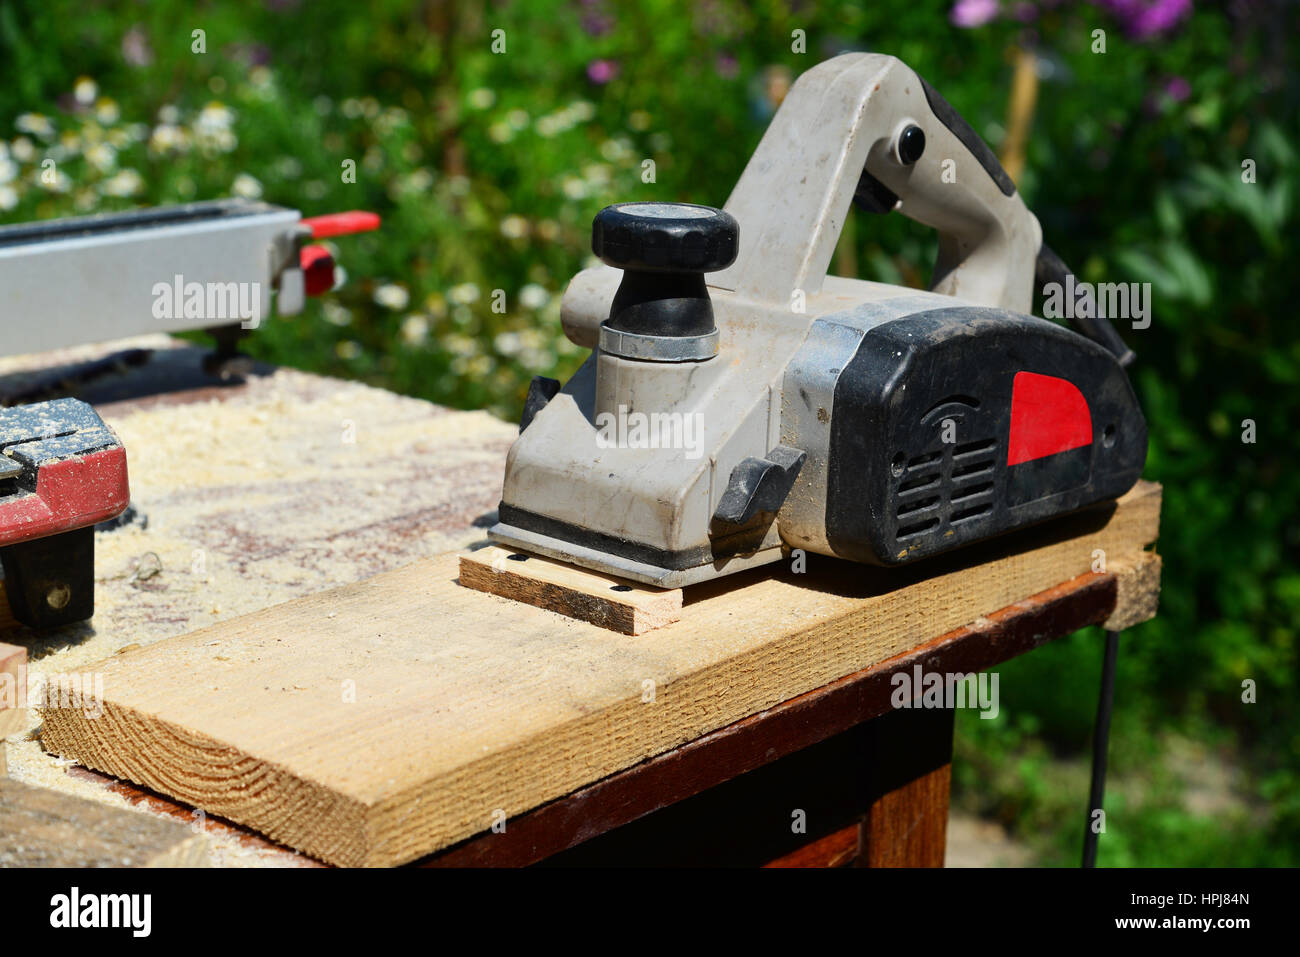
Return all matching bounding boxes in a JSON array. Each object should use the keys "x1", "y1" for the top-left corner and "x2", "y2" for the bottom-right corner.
[{"x1": 491, "y1": 52, "x2": 1147, "y2": 587}]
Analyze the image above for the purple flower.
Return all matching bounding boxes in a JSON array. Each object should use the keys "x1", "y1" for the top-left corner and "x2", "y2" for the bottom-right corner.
[
  {"x1": 586, "y1": 59, "x2": 619, "y2": 84},
  {"x1": 716, "y1": 53, "x2": 739, "y2": 78},
  {"x1": 1164, "y1": 75, "x2": 1191, "y2": 100},
  {"x1": 1098, "y1": 0, "x2": 1193, "y2": 39},
  {"x1": 950, "y1": 0, "x2": 1000, "y2": 27}
]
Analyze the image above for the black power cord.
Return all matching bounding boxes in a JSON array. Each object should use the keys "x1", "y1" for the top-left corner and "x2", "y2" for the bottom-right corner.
[
  {"x1": 1082, "y1": 628, "x2": 1121, "y2": 867},
  {"x1": 1030, "y1": 244, "x2": 1134, "y2": 869}
]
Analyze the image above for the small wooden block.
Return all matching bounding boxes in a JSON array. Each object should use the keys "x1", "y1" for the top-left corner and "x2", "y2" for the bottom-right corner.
[
  {"x1": 0, "y1": 642, "x2": 26, "y2": 739},
  {"x1": 0, "y1": 777, "x2": 209, "y2": 867},
  {"x1": 1103, "y1": 551, "x2": 1162, "y2": 631},
  {"x1": 458, "y1": 544, "x2": 683, "y2": 635}
]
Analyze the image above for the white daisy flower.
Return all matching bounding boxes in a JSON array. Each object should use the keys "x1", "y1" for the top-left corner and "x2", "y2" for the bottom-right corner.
[
  {"x1": 373, "y1": 283, "x2": 410, "y2": 310},
  {"x1": 518, "y1": 284, "x2": 549, "y2": 310},
  {"x1": 231, "y1": 173, "x2": 262, "y2": 199}
]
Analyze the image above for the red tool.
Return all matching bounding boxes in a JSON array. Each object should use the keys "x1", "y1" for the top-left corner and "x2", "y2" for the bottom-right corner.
[{"x1": 0, "y1": 398, "x2": 129, "y2": 628}]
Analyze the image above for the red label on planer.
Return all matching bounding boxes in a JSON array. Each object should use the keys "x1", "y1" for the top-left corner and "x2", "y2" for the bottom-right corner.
[{"x1": 1006, "y1": 371, "x2": 1093, "y2": 466}]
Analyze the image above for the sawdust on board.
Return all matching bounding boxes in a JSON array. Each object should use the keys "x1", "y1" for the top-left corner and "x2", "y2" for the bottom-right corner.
[{"x1": 3, "y1": 360, "x2": 515, "y2": 866}]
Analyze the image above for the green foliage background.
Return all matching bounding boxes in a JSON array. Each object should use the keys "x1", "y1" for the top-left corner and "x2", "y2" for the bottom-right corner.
[{"x1": 2, "y1": 0, "x2": 1296, "y2": 865}]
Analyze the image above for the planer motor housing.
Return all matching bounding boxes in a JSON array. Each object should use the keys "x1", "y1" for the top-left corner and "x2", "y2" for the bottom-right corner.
[{"x1": 810, "y1": 306, "x2": 1146, "y2": 566}]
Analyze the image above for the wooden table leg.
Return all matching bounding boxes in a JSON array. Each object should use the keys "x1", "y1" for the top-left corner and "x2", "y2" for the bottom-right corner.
[
  {"x1": 858, "y1": 706, "x2": 955, "y2": 867},
  {"x1": 763, "y1": 821, "x2": 863, "y2": 868},
  {"x1": 534, "y1": 707, "x2": 956, "y2": 867}
]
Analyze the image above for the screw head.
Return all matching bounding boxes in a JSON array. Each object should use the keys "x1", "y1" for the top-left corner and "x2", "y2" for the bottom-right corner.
[
  {"x1": 45, "y1": 584, "x2": 72, "y2": 611},
  {"x1": 898, "y1": 125, "x2": 926, "y2": 165}
]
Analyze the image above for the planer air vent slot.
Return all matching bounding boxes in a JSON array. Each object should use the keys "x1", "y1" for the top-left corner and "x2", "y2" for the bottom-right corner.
[
  {"x1": 891, "y1": 435, "x2": 1000, "y2": 546},
  {"x1": 954, "y1": 438, "x2": 996, "y2": 458},
  {"x1": 951, "y1": 482, "x2": 994, "y2": 503},
  {"x1": 951, "y1": 503, "x2": 992, "y2": 523},
  {"x1": 898, "y1": 474, "x2": 940, "y2": 493},
  {"x1": 896, "y1": 495, "x2": 940, "y2": 517},
  {"x1": 897, "y1": 517, "x2": 940, "y2": 539},
  {"x1": 952, "y1": 460, "x2": 993, "y2": 479}
]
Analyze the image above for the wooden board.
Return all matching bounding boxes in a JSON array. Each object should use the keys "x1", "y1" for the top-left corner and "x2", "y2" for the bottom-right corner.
[
  {"x1": 25, "y1": 564, "x2": 1126, "y2": 869},
  {"x1": 37, "y1": 482, "x2": 1160, "y2": 867},
  {"x1": 0, "y1": 778, "x2": 208, "y2": 867},
  {"x1": 459, "y1": 545, "x2": 682, "y2": 634},
  {"x1": 0, "y1": 642, "x2": 25, "y2": 738},
  {"x1": 424, "y1": 566, "x2": 1126, "y2": 866}
]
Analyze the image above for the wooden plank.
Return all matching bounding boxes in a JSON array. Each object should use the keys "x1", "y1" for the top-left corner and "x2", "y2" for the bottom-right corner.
[
  {"x1": 458, "y1": 544, "x2": 682, "y2": 634},
  {"x1": 0, "y1": 642, "x2": 25, "y2": 738},
  {"x1": 49, "y1": 566, "x2": 1115, "y2": 869},
  {"x1": 38, "y1": 482, "x2": 1161, "y2": 867},
  {"x1": 424, "y1": 569, "x2": 1118, "y2": 866},
  {"x1": 0, "y1": 778, "x2": 208, "y2": 867}
]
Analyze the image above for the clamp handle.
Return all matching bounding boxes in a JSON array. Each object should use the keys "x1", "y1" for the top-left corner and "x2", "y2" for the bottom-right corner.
[{"x1": 301, "y1": 210, "x2": 381, "y2": 239}]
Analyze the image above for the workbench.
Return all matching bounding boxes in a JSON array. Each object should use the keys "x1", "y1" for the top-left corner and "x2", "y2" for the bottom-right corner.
[{"x1": 0, "y1": 337, "x2": 1161, "y2": 867}]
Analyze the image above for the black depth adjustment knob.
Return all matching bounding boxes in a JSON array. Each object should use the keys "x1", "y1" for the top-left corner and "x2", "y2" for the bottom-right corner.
[{"x1": 592, "y1": 202, "x2": 738, "y2": 362}]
